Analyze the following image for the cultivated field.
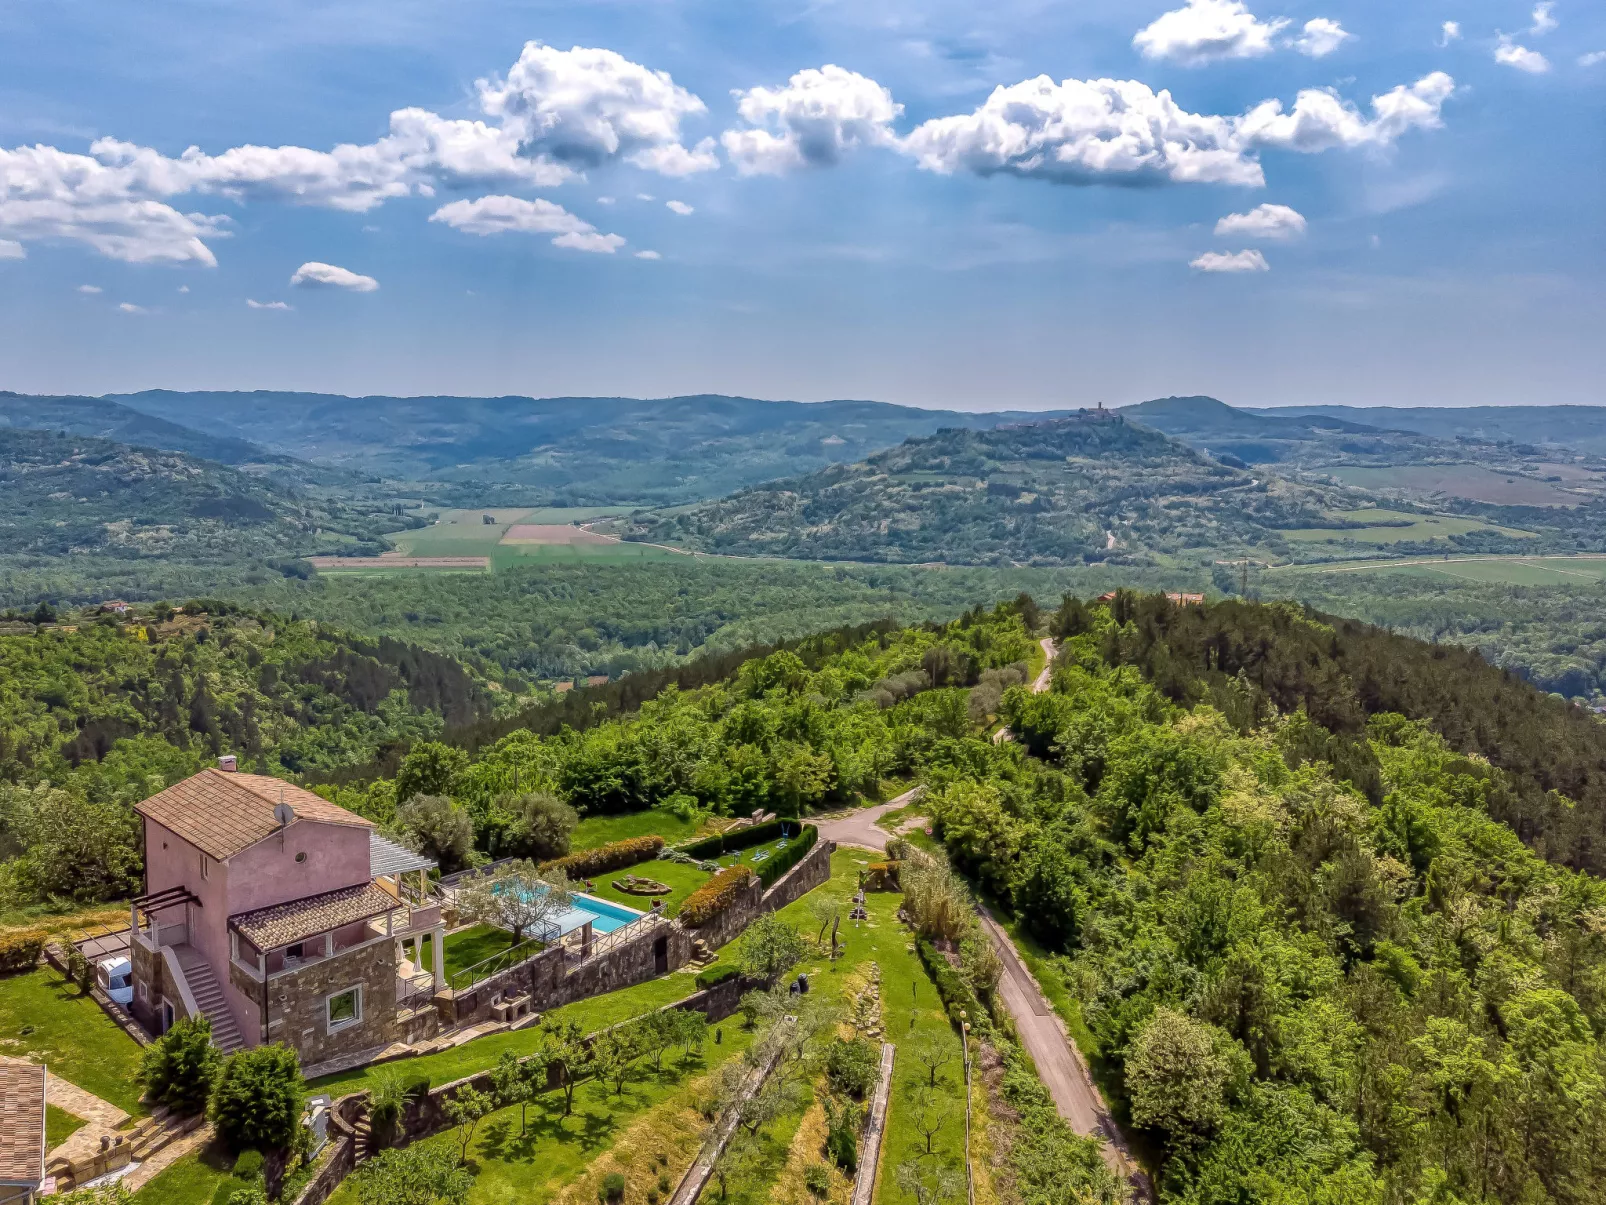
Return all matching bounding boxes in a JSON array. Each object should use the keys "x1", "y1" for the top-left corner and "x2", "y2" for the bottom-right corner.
[
  {"x1": 1279, "y1": 507, "x2": 1536, "y2": 546},
  {"x1": 1323, "y1": 465, "x2": 1589, "y2": 507},
  {"x1": 1278, "y1": 554, "x2": 1606, "y2": 586}
]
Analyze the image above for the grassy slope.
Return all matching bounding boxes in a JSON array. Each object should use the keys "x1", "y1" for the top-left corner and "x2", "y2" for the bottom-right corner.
[
  {"x1": 0, "y1": 966, "x2": 148, "y2": 1114},
  {"x1": 570, "y1": 812, "x2": 701, "y2": 852}
]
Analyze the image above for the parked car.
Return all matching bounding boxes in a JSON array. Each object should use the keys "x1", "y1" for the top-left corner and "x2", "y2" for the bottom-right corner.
[{"x1": 98, "y1": 955, "x2": 134, "y2": 1005}]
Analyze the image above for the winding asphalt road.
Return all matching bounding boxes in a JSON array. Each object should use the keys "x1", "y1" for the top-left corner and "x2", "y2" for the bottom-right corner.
[{"x1": 821, "y1": 637, "x2": 1149, "y2": 1197}]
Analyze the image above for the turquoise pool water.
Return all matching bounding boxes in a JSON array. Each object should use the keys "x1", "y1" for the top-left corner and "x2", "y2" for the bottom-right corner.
[{"x1": 556, "y1": 891, "x2": 644, "y2": 935}]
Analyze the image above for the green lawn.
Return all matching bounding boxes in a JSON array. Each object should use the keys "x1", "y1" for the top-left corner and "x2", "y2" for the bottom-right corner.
[
  {"x1": 0, "y1": 966, "x2": 148, "y2": 1114},
  {"x1": 583, "y1": 859, "x2": 710, "y2": 919},
  {"x1": 312, "y1": 973, "x2": 699, "y2": 1097},
  {"x1": 763, "y1": 850, "x2": 968, "y2": 1205},
  {"x1": 570, "y1": 811, "x2": 700, "y2": 852},
  {"x1": 130, "y1": 1140, "x2": 235, "y2": 1205},
  {"x1": 431, "y1": 925, "x2": 526, "y2": 983},
  {"x1": 46, "y1": 1102, "x2": 86, "y2": 1149},
  {"x1": 326, "y1": 1030, "x2": 756, "y2": 1205}
]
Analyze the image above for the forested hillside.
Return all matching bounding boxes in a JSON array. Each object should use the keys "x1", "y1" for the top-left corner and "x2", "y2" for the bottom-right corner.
[
  {"x1": 0, "y1": 428, "x2": 401, "y2": 564},
  {"x1": 628, "y1": 412, "x2": 1349, "y2": 566},
  {"x1": 107, "y1": 389, "x2": 1075, "y2": 503},
  {"x1": 0, "y1": 392, "x2": 276, "y2": 465},
  {"x1": 6, "y1": 594, "x2": 1605, "y2": 1202}
]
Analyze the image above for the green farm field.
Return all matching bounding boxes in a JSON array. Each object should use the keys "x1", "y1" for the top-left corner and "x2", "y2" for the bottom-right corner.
[
  {"x1": 1278, "y1": 507, "x2": 1536, "y2": 546},
  {"x1": 1323, "y1": 465, "x2": 1588, "y2": 507},
  {"x1": 489, "y1": 541, "x2": 690, "y2": 570},
  {"x1": 390, "y1": 508, "x2": 536, "y2": 557},
  {"x1": 1278, "y1": 554, "x2": 1606, "y2": 586}
]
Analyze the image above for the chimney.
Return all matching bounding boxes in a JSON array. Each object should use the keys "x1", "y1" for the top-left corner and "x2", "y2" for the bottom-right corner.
[{"x1": 217, "y1": 755, "x2": 238, "y2": 773}]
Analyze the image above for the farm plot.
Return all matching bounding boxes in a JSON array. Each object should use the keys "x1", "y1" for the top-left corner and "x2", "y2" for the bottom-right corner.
[
  {"x1": 1279, "y1": 507, "x2": 1536, "y2": 547},
  {"x1": 1324, "y1": 465, "x2": 1588, "y2": 507}
]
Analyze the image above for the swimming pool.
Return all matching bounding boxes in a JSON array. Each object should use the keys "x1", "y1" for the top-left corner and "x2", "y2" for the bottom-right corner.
[{"x1": 548, "y1": 890, "x2": 645, "y2": 936}]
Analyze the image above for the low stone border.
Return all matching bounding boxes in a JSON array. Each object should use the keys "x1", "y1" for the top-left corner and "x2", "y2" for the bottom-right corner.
[
  {"x1": 850, "y1": 1043, "x2": 896, "y2": 1205},
  {"x1": 666, "y1": 1016, "x2": 795, "y2": 1205}
]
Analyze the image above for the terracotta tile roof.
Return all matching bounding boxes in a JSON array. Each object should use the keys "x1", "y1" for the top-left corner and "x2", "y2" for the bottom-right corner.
[
  {"x1": 0, "y1": 1058, "x2": 45, "y2": 1186},
  {"x1": 135, "y1": 768, "x2": 373, "y2": 861},
  {"x1": 231, "y1": 881, "x2": 398, "y2": 951}
]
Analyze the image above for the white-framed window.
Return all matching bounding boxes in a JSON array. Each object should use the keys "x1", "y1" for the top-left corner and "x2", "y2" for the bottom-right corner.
[{"x1": 326, "y1": 985, "x2": 363, "y2": 1032}]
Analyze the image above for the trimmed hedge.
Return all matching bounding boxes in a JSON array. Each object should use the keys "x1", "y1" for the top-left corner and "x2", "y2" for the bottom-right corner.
[
  {"x1": 0, "y1": 929, "x2": 46, "y2": 974},
  {"x1": 680, "y1": 865, "x2": 756, "y2": 927},
  {"x1": 541, "y1": 835, "x2": 664, "y2": 879},
  {"x1": 680, "y1": 820, "x2": 797, "y2": 860},
  {"x1": 757, "y1": 825, "x2": 818, "y2": 888},
  {"x1": 694, "y1": 963, "x2": 741, "y2": 990},
  {"x1": 916, "y1": 937, "x2": 993, "y2": 1039}
]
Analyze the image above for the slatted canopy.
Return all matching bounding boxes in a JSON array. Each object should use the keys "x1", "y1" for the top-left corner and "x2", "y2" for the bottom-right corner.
[{"x1": 368, "y1": 833, "x2": 436, "y2": 878}]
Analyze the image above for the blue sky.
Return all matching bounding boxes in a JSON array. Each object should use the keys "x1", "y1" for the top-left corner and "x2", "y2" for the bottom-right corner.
[{"x1": 0, "y1": 0, "x2": 1600, "y2": 409}]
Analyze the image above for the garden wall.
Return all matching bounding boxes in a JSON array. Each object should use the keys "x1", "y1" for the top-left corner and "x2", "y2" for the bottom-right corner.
[{"x1": 682, "y1": 835, "x2": 836, "y2": 951}]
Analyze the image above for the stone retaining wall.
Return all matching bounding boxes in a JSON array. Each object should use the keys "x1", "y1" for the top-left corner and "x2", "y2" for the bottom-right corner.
[{"x1": 682, "y1": 836, "x2": 836, "y2": 951}]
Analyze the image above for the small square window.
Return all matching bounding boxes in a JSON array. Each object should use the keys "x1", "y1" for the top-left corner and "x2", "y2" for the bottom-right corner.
[
  {"x1": 327, "y1": 986, "x2": 362, "y2": 1031},
  {"x1": 287, "y1": 942, "x2": 304, "y2": 960}
]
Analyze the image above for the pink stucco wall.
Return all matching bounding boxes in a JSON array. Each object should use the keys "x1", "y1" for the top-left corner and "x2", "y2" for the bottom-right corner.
[{"x1": 142, "y1": 815, "x2": 373, "y2": 1045}]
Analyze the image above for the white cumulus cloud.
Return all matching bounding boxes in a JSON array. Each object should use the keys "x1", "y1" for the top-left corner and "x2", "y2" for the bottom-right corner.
[
  {"x1": 0, "y1": 239, "x2": 24, "y2": 259},
  {"x1": 665, "y1": 199, "x2": 694, "y2": 215},
  {"x1": 1495, "y1": 36, "x2": 1551, "y2": 72},
  {"x1": 900, "y1": 71, "x2": 1454, "y2": 188},
  {"x1": 246, "y1": 299, "x2": 292, "y2": 310},
  {"x1": 1581, "y1": 50, "x2": 1606, "y2": 66},
  {"x1": 77, "y1": 284, "x2": 102, "y2": 293},
  {"x1": 1191, "y1": 248, "x2": 1270, "y2": 272},
  {"x1": 118, "y1": 302, "x2": 147, "y2": 312},
  {"x1": 429, "y1": 194, "x2": 625, "y2": 252},
  {"x1": 722, "y1": 65, "x2": 902, "y2": 174},
  {"x1": 0, "y1": 41, "x2": 710, "y2": 265},
  {"x1": 290, "y1": 261, "x2": 379, "y2": 291},
  {"x1": 635, "y1": 249, "x2": 662, "y2": 259},
  {"x1": 478, "y1": 43, "x2": 716, "y2": 176},
  {"x1": 1440, "y1": 21, "x2": 1462, "y2": 45},
  {"x1": 1529, "y1": 3, "x2": 1557, "y2": 35},
  {"x1": 1215, "y1": 202, "x2": 1306, "y2": 239},
  {"x1": 1293, "y1": 18, "x2": 1353, "y2": 58},
  {"x1": 1133, "y1": 0, "x2": 1289, "y2": 65}
]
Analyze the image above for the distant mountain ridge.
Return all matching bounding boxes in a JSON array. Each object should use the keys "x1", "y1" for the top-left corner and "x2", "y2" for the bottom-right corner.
[
  {"x1": 1256, "y1": 403, "x2": 1606, "y2": 452},
  {"x1": 624, "y1": 410, "x2": 1349, "y2": 566},
  {"x1": 107, "y1": 390, "x2": 1080, "y2": 504},
  {"x1": 0, "y1": 392, "x2": 279, "y2": 465}
]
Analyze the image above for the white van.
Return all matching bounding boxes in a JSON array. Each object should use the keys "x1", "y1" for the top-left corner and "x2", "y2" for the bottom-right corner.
[{"x1": 98, "y1": 955, "x2": 134, "y2": 1005}]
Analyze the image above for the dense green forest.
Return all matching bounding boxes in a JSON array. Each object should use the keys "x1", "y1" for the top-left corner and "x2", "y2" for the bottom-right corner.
[
  {"x1": 6, "y1": 594, "x2": 1605, "y2": 1202},
  {"x1": 0, "y1": 602, "x2": 505, "y2": 902},
  {"x1": 628, "y1": 412, "x2": 1358, "y2": 566}
]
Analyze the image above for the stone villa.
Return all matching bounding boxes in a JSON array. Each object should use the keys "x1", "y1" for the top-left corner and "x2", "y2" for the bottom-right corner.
[{"x1": 129, "y1": 759, "x2": 446, "y2": 1067}]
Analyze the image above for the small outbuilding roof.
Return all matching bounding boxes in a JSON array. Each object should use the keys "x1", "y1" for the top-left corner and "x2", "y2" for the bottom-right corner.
[
  {"x1": 231, "y1": 881, "x2": 396, "y2": 951},
  {"x1": 0, "y1": 1058, "x2": 45, "y2": 1188},
  {"x1": 369, "y1": 832, "x2": 437, "y2": 878},
  {"x1": 136, "y1": 768, "x2": 373, "y2": 861}
]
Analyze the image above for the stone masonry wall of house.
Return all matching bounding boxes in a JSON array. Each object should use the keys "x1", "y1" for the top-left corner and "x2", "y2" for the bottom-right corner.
[{"x1": 268, "y1": 937, "x2": 400, "y2": 1066}]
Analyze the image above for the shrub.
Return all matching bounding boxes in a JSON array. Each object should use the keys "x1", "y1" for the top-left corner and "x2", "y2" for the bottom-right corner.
[
  {"x1": 209, "y1": 1045, "x2": 306, "y2": 1153},
  {"x1": 916, "y1": 938, "x2": 993, "y2": 1039},
  {"x1": 602, "y1": 1172, "x2": 627, "y2": 1202},
  {"x1": 695, "y1": 963, "x2": 741, "y2": 990},
  {"x1": 805, "y1": 1163, "x2": 831, "y2": 1197},
  {"x1": 680, "y1": 865, "x2": 756, "y2": 927},
  {"x1": 825, "y1": 1037, "x2": 880, "y2": 1098},
  {"x1": 824, "y1": 1096, "x2": 859, "y2": 1172},
  {"x1": 757, "y1": 826, "x2": 818, "y2": 889},
  {"x1": 864, "y1": 861, "x2": 900, "y2": 891},
  {"x1": 542, "y1": 835, "x2": 665, "y2": 879},
  {"x1": 231, "y1": 1150, "x2": 264, "y2": 1182},
  {"x1": 140, "y1": 1014, "x2": 222, "y2": 1115},
  {"x1": 0, "y1": 928, "x2": 46, "y2": 973}
]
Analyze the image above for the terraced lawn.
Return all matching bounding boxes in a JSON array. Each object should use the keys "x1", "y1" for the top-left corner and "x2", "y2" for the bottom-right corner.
[
  {"x1": 570, "y1": 811, "x2": 701, "y2": 852},
  {"x1": 0, "y1": 965, "x2": 147, "y2": 1114},
  {"x1": 582, "y1": 859, "x2": 710, "y2": 919}
]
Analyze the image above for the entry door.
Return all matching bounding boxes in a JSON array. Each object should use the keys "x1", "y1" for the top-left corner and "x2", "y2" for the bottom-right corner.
[
  {"x1": 161, "y1": 998, "x2": 176, "y2": 1033},
  {"x1": 654, "y1": 936, "x2": 669, "y2": 974}
]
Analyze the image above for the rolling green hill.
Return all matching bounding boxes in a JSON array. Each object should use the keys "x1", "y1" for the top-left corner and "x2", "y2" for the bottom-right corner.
[
  {"x1": 105, "y1": 389, "x2": 1077, "y2": 503},
  {"x1": 0, "y1": 391, "x2": 277, "y2": 465},
  {"x1": 0, "y1": 428, "x2": 402, "y2": 566},
  {"x1": 625, "y1": 411, "x2": 1360, "y2": 566}
]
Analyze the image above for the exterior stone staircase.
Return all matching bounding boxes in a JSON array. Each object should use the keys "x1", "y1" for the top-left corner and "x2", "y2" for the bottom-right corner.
[
  {"x1": 45, "y1": 1106, "x2": 205, "y2": 1192},
  {"x1": 352, "y1": 1108, "x2": 377, "y2": 1163},
  {"x1": 686, "y1": 938, "x2": 715, "y2": 971},
  {"x1": 174, "y1": 945, "x2": 245, "y2": 1052}
]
